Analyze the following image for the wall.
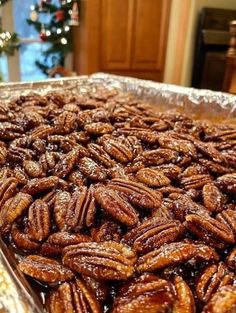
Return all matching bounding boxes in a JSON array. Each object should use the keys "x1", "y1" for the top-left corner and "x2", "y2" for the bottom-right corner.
[{"x1": 164, "y1": 0, "x2": 236, "y2": 86}]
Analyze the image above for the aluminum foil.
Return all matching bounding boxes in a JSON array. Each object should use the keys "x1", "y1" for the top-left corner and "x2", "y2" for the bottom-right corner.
[{"x1": 0, "y1": 72, "x2": 236, "y2": 312}]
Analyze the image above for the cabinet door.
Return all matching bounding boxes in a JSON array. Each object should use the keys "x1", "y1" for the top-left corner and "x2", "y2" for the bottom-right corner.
[
  {"x1": 131, "y1": 0, "x2": 170, "y2": 70},
  {"x1": 101, "y1": 0, "x2": 134, "y2": 70}
]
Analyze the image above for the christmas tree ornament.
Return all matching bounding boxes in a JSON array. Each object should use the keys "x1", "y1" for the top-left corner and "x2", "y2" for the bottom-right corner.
[
  {"x1": 69, "y1": 1, "x2": 79, "y2": 26},
  {"x1": 55, "y1": 10, "x2": 64, "y2": 22},
  {"x1": 30, "y1": 10, "x2": 38, "y2": 22},
  {"x1": 39, "y1": 24, "x2": 47, "y2": 41}
]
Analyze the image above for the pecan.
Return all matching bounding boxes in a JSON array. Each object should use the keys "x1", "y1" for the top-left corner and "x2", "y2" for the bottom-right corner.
[
  {"x1": 202, "y1": 286, "x2": 236, "y2": 313},
  {"x1": 123, "y1": 217, "x2": 185, "y2": 253},
  {"x1": 216, "y1": 209, "x2": 236, "y2": 237},
  {"x1": 202, "y1": 183, "x2": 224, "y2": 212},
  {"x1": 196, "y1": 262, "x2": 235, "y2": 303},
  {"x1": 79, "y1": 157, "x2": 107, "y2": 181},
  {"x1": 53, "y1": 149, "x2": 78, "y2": 178},
  {"x1": 112, "y1": 273, "x2": 175, "y2": 313},
  {"x1": 41, "y1": 231, "x2": 90, "y2": 256},
  {"x1": 173, "y1": 275, "x2": 196, "y2": 313},
  {"x1": 137, "y1": 242, "x2": 219, "y2": 272},
  {"x1": 194, "y1": 140, "x2": 226, "y2": 164},
  {"x1": 117, "y1": 127, "x2": 158, "y2": 144},
  {"x1": 54, "y1": 191, "x2": 71, "y2": 231},
  {"x1": 11, "y1": 223, "x2": 41, "y2": 251},
  {"x1": 0, "y1": 177, "x2": 18, "y2": 208},
  {"x1": 23, "y1": 159, "x2": 45, "y2": 178},
  {"x1": 199, "y1": 158, "x2": 232, "y2": 175},
  {"x1": 54, "y1": 111, "x2": 77, "y2": 134},
  {"x1": 29, "y1": 124, "x2": 55, "y2": 140},
  {"x1": 63, "y1": 241, "x2": 136, "y2": 280},
  {"x1": 94, "y1": 187, "x2": 139, "y2": 227},
  {"x1": 27, "y1": 199, "x2": 50, "y2": 242},
  {"x1": 46, "y1": 278, "x2": 101, "y2": 313},
  {"x1": 226, "y1": 248, "x2": 236, "y2": 271},
  {"x1": 0, "y1": 122, "x2": 24, "y2": 139},
  {"x1": 82, "y1": 275, "x2": 109, "y2": 303},
  {"x1": 180, "y1": 164, "x2": 208, "y2": 178},
  {"x1": 136, "y1": 168, "x2": 170, "y2": 187},
  {"x1": 85, "y1": 122, "x2": 114, "y2": 135},
  {"x1": 91, "y1": 221, "x2": 122, "y2": 242},
  {"x1": 67, "y1": 170, "x2": 86, "y2": 187},
  {"x1": 180, "y1": 174, "x2": 212, "y2": 190},
  {"x1": 135, "y1": 148, "x2": 179, "y2": 166},
  {"x1": 153, "y1": 164, "x2": 182, "y2": 180},
  {"x1": 18, "y1": 255, "x2": 74, "y2": 283},
  {"x1": 65, "y1": 186, "x2": 96, "y2": 231},
  {"x1": 87, "y1": 143, "x2": 116, "y2": 168},
  {"x1": 216, "y1": 174, "x2": 236, "y2": 194},
  {"x1": 185, "y1": 214, "x2": 234, "y2": 249},
  {"x1": 101, "y1": 136, "x2": 133, "y2": 163},
  {"x1": 109, "y1": 178, "x2": 162, "y2": 210},
  {"x1": 13, "y1": 166, "x2": 29, "y2": 185},
  {"x1": 0, "y1": 142, "x2": 7, "y2": 165},
  {"x1": 21, "y1": 176, "x2": 59, "y2": 195},
  {"x1": 40, "y1": 151, "x2": 61, "y2": 172}
]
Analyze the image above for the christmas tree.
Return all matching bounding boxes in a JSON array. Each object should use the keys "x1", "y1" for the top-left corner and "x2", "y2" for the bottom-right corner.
[{"x1": 27, "y1": 0, "x2": 79, "y2": 74}]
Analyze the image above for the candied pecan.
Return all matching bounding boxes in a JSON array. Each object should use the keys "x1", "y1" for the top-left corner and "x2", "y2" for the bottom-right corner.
[
  {"x1": 85, "y1": 122, "x2": 114, "y2": 135},
  {"x1": 91, "y1": 221, "x2": 122, "y2": 242},
  {"x1": 79, "y1": 157, "x2": 107, "y2": 181},
  {"x1": 194, "y1": 140, "x2": 226, "y2": 164},
  {"x1": 23, "y1": 159, "x2": 45, "y2": 178},
  {"x1": 21, "y1": 176, "x2": 59, "y2": 195},
  {"x1": 54, "y1": 111, "x2": 77, "y2": 134},
  {"x1": 117, "y1": 127, "x2": 158, "y2": 144},
  {"x1": 29, "y1": 124, "x2": 55, "y2": 140},
  {"x1": 65, "y1": 186, "x2": 96, "y2": 231},
  {"x1": 202, "y1": 183, "x2": 224, "y2": 212},
  {"x1": 53, "y1": 149, "x2": 78, "y2": 178},
  {"x1": 216, "y1": 209, "x2": 236, "y2": 237},
  {"x1": 173, "y1": 275, "x2": 196, "y2": 313},
  {"x1": 153, "y1": 164, "x2": 182, "y2": 180},
  {"x1": 7, "y1": 146, "x2": 35, "y2": 163},
  {"x1": 63, "y1": 241, "x2": 136, "y2": 280},
  {"x1": 0, "y1": 192, "x2": 32, "y2": 231},
  {"x1": 82, "y1": 275, "x2": 109, "y2": 303},
  {"x1": 0, "y1": 122, "x2": 24, "y2": 139},
  {"x1": 67, "y1": 170, "x2": 86, "y2": 187},
  {"x1": 109, "y1": 178, "x2": 162, "y2": 210},
  {"x1": 0, "y1": 142, "x2": 7, "y2": 165},
  {"x1": 100, "y1": 135, "x2": 133, "y2": 164},
  {"x1": 54, "y1": 190, "x2": 71, "y2": 231},
  {"x1": 137, "y1": 242, "x2": 219, "y2": 272},
  {"x1": 31, "y1": 138, "x2": 46, "y2": 153},
  {"x1": 41, "y1": 231, "x2": 90, "y2": 256},
  {"x1": 180, "y1": 174, "x2": 212, "y2": 190},
  {"x1": 27, "y1": 199, "x2": 50, "y2": 242},
  {"x1": 11, "y1": 223, "x2": 40, "y2": 251},
  {"x1": 199, "y1": 158, "x2": 233, "y2": 175},
  {"x1": 94, "y1": 187, "x2": 139, "y2": 227},
  {"x1": 136, "y1": 168, "x2": 170, "y2": 187},
  {"x1": 185, "y1": 214, "x2": 234, "y2": 249},
  {"x1": 135, "y1": 148, "x2": 179, "y2": 166},
  {"x1": 122, "y1": 135, "x2": 143, "y2": 157},
  {"x1": 13, "y1": 166, "x2": 29, "y2": 185},
  {"x1": 180, "y1": 164, "x2": 208, "y2": 178},
  {"x1": 40, "y1": 151, "x2": 61, "y2": 172},
  {"x1": 216, "y1": 174, "x2": 236, "y2": 194},
  {"x1": 18, "y1": 255, "x2": 74, "y2": 283},
  {"x1": 123, "y1": 217, "x2": 184, "y2": 253},
  {"x1": 112, "y1": 273, "x2": 175, "y2": 313},
  {"x1": 151, "y1": 199, "x2": 175, "y2": 220},
  {"x1": 202, "y1": 285, "x2": 236, "y2": 313},
  {"x1": 0, "y1": 177, "x2": 18, "y2": 208},
  {"x1": 226, "y1": 248, "x2": 236, "y2": 271},
  {"x1": 46, "y1": 278, "x2": 101, "y2": 313},
  {"x1": 87, "y1": 143, "x2": 116, "y2": 168},
  {"x1": 196, "y1": 262, "x2": 235, "y2": 303}
]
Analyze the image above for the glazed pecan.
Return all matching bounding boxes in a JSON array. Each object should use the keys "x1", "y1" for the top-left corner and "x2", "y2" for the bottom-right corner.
[
  {"x1": 112, "y1": 273, "x2": 175, "y2": 313},
  {"x1": 88, "y1": 143, "x2": 116, "y2": 168},
  {"x1": 0, "y1": 177, "x2": 18, "y2": 208},
  {"x1": 94, "y1": 187, "x2": 139, "y2": 227},
  {"x1": 153, "y1": 163, "x2": 182, "y2": 180},
  {"x1": 123, "y1": 217, "x2": 184, "y2": 253},
  {"x1": 27, "y1": 199, "x2": 50, "y2": 242},
  {"x1": 23, "y1": 159, "x2": 45, "y2": 178},
  {"x1": 85, "y1": 122, "x2": 114, "y2": 135},
  {"x1": 91, "y1": 221, "x2": 122, "y2": 242},
  {"x1": 202, "y1": 286, "x2": 236, "y2": 313},
  {"x1": 65, "y1": 186, "x2": 96, "y2": 231},
  {"x1": 180, "y1": 174, "x2": 212, "y2": 190},
  {"x1": 173, "y1": 275, "x2": 196, "y2": 313},
  {"x1": 196, "y1": 262, "x2": 235, "y2": 303},
  {"x1": 67, "y1": 170, "x2": 86, "y2": 187},
  {"x1": 216, "y1": 209, "x2": 236, "y2": 236},
  {"x1": 63, "y1": 241, "x2": 136, "y2": 280},
  {"x1": 40, "y1": 151, "x2": 61, "y2": 172},
  {"x1": 135, "y1": 148, "x2": 179, "y2": 166},
  {"x1": 0, "y1": 122, "x2": 24, "y2": 140},
  {"x1": 11, "y1": 223, "x2": 41, "y2": 251},
  {"x1": 202, "y1": 183, "x2": 224, "y2": 212},
  {"x1": 226, "y1": 248, "x2": 236, "y2": 271},
  {"x1": 137, "y1": 242, "x2": 219, "y2": 272},
  {"x1": 54, "y1": 111, "x2": 77, "y2": 134},
  {"x1": 0, "y1": 142, "x2": 7, "y2": 165},
  {"x1": 100, "y1": 135, "x2": 133, "y2": 163},
  {"x1": 18, "y1": 255, "x2": 74, "y2": 283},
  {"x1": 82, "y1": 275, "x2": 109, "y2": 303},
  {"x1": 79, "y1": 157, "x2": 107, "y2": 181},
  {"x1": 54, "y1": 190, "x2": 71, "y2": 231},
  {"x1": 216, "y1": 174, "x2": 236, "y2": 194},
  {"x1": 53, "y1": 149, "x2": 78, "y2": 178},
  {"x1": 21, "y1": 176, "x2": 59, "y2": 195},
  {"x1": 46, "y1": 278, "x2": 101, "y2": 313},
  {"x1": 199, "y1": 158, "x2": 232, "y2": 175},
  {"x1": 185, "y1": 214, "x2": 234, "y2": 249},
  {"x1": 29, "y1": 124, "x2": 55, "y2": 140},
  {"x1": 109, "y1": 178, "x2": 162, "y2": 210},
  {"x1": 194, "y1": 140, "x2": 225, "y2": 164},
  {"x1": 136, "y1": 168, "x2": 170, "y2": 187}
]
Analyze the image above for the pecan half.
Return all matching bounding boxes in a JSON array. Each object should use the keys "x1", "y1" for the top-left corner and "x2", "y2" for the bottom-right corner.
[
  {"x1": 54, "y1": 191, "x2": 71, "y2": 231},
  {"x1": 27, "y1": 199, "x2": 50, "y2": 242},
  {"x1": 79, "y1": 157, "x2": 107, "y2": 181},
  {"x1": 226, "y1": 248, "x2": 236, "y2": 271},
  {"x1": 202, "y1": 183, "x2": 224, "y2": 212},
  {"x1": 196, "y1": 262, "x2": 235, "y2": 303},
  {"x1": 88, "y1": 143, "x2": 116, "y2": 168},
  {"x1": 109, "y1": 178, "x2": 162, "y2": 210},
  {"x1": 53, "y1": 149, "x2": 78, "y2": 178},
  {"x1": 101, "y1": 136, "x2": 133, "y2": 163},
  {"x1": 0, "y1": 177, "x2": 18, "y2": 208},
  {"x1": 94, "y1": 187, "x2": 139, "y2": 227},
  {"x1": 173, "y1": 275, "x2": 196, "y2": 313},
  {"x1": 135, "y1": 149, "x2": 179, "y2": 166},
  {"x1": 216, "y1": 174, "x2": 236, "y2": 194},
  {"x1": 137, "y1": 242, "x2": 219, "y2": 272},
  {"x1": 85, "y1": 122, "x2": 114, "y2": 135},
  {"x1": 123, "y1": 217, "x2": 184, "y2": 253},
  {"x1": 185, "y1": 214, "x2": 234, "y2": 249},
  {"x1": 136, "y1": 168, "x2": 170, "y2": 187},
  {"x1": 11, "y1": 223, "x2": 41, "y2": 251},
  {"x1": 216, "y1": 209, "x2": 236, "y2": 236},
  {"x1": 23, "y1": 160, "x2": 45, "y2": 178},
  {"x1": 91, "y1": 221, "x2": 122, "y2": 242},
  {"x1": 117, "y1": 127, "x2": 158, "y2": 144},
  {"x1": 21, "y1": 176, "x2": 59, "y2": 195},
  {"x1": 63, "y1": 241, "x2": 136, "y2": 280},
  {"x1": 18, "y1": 255, "x2": 74, "y2": 283},
  {"x1": 112, "y1": 273, "x2": 175, "y2": 313},
  {"x1": 180, "y1": 174, "x2": 212, "y2": 190}
]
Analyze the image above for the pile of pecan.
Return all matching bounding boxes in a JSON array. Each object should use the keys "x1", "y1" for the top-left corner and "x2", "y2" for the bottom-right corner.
[{"x1": 0, "y1": 87, "x2": 236, "y2": 312}]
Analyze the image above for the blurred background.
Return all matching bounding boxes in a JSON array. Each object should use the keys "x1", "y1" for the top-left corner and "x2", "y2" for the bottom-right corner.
[{"x1": 0, "y1": 0, "x2": 236, "y2": 92}]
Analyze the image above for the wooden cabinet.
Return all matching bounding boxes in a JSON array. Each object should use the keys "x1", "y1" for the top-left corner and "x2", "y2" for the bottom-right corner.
[{"x1": 73, "y1": 0, "x2": 171, "y2": 81}]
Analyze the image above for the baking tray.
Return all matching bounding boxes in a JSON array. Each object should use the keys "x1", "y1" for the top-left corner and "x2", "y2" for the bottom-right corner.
[{"x1": 0, "y1": 73, "x2": 236, "y2": 312}]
